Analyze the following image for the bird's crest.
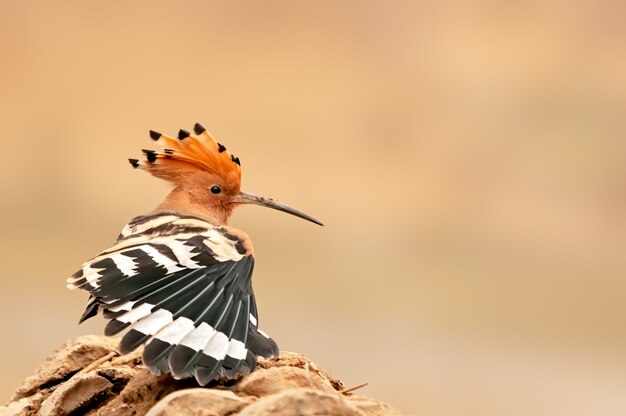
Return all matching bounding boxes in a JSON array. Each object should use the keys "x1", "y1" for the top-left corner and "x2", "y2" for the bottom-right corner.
[{"x1": 129, "y1": 123, "x2": 241, "y2": 190}]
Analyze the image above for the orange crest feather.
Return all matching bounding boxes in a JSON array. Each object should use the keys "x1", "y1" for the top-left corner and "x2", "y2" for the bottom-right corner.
[{"x1": 129, "y1": 123, "x2": 242, "y2": 190}]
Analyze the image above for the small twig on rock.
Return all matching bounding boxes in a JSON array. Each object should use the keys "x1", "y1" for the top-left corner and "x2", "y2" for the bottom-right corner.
[
  {"x1": 76, "y1": 350, "x2": 119, "y2": 376},
  {"x1": 340, "y1": 382, "x2": 368, "y2": 395}
]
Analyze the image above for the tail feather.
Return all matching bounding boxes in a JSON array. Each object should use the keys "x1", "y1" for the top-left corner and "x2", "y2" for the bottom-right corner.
[
  {"x1": 143, "y1": 284, "x2": 228, "y2": 372},
  {"x1": 117, "y1": 271, "x2": 216, "y2": 353},
  {"x1": 220, "y1": 295, "x2": 252, "y2": 377},
  {"x1": 105, "y1": 269, "x2": 207, "y2": 337},
  {"x1": 194, "y1": 300, "x2": 243, "y2": 384},
  {"x1": 169, "y1": 293, "x2": 235, "y2": 379},
  {"x1": 248, "y1": 294, "x2": 279, "y2": 358},
  {"x1": 78, "y1": 297, "x2": 100, "y2": 323}
]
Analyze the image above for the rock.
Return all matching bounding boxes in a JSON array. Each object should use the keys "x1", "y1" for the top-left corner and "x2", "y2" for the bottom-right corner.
[
  {"x1": 257, "y1": 351, "x2": 346, "y2": 391},
  {"x1": 146, "y1": 389, "x2": 248, "y2": 416},
  {"x1": 4, "y1": 336, "x2": 402, "y2": 416},
  {"x1": 346, "y1": 395, "x2": 403, "y2": 416},
  {"x1": 12, "y1": 336, "x2": 117, "y2": 401},
  {"x1": 238, "y1": 388, "x2": 363, "y2": 416},
  {"x1": 38, "y1": 373, "x2": 113, "y2": 416},
  {"x1": 234, "y1": 366, "x2": 335, "y2": 397},
  {"x1": 92, "y1": 368, "x2": 190, "y2": 416},
  {"x1": 95, "y1": 366, "x2": 137, "y2": 393},
  {"x1": 0, "y1": 393, "x2": 44, "y2": 416}
]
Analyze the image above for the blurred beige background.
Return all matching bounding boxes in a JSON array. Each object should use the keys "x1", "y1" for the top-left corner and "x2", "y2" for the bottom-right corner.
[{"x1": 1, "y1": 1, "x2": 626, "y2": 415}]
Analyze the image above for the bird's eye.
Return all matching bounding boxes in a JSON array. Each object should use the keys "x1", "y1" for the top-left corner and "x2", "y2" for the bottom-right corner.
[{"x1": 210, "y1": 185, "x2": 222, "y2": 195}]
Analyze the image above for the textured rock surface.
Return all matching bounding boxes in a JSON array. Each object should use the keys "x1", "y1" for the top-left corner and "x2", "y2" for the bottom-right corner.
[
  {"x1": 38, "y1": 373, "x2": 113, "y2": 416},
  {"x1": 146, "y1": 389, "x2": 249, "y2": 416},
  {"x1": 1, "y1": 336, "x2": 401, "y2": 416},
  {"x1": 233, "y1": 366, "x2": 336, "y2": 397},
  {"x1": 11, "y1": 336, "x2": 116, "y2": 401},
  {"x1": 237, "y1": 389, "x2": 363, "y2": 416}
]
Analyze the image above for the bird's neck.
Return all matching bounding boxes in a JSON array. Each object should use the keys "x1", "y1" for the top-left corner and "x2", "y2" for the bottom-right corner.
[{"x1": 154, "y1": 187, "x2": 230, "y2": 225}]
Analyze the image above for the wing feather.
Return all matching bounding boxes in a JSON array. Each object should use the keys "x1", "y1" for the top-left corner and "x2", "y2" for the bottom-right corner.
[{"x1": 68, "y1": 213, "x2": 278, "y2": 384}]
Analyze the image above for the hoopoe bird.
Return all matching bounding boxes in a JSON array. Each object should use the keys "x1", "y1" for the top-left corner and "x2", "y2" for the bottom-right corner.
[{"x1": 67, "y1": 123, "x2": 322, "y2": 384}]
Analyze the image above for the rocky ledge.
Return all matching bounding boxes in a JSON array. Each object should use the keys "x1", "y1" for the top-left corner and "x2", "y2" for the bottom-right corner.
[{"x1": 1, "y1": 336, "x2": 400, "y2": 416}]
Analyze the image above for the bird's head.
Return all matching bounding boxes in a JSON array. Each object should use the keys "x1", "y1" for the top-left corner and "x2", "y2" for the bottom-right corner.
[{"x1": 129, "y1": 123, "x2": 323, "y2": 226}]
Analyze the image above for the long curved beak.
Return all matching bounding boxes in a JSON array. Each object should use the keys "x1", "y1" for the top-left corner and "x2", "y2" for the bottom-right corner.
[{"x1": 231, "y1": 191, "x2": 324, "y2": 226}]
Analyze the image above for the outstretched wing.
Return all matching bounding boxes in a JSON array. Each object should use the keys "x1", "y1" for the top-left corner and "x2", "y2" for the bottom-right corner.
[{"x1": 67, "y1": 213, "x2": 278, "y2": 384}]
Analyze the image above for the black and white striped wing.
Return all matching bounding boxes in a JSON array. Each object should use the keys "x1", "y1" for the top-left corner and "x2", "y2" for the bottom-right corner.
[{"x1": 67, "y1": 214, "x2": 278, "y2": 384}]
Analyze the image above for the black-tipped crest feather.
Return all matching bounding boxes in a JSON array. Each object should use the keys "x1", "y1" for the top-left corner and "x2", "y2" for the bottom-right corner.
[{"x1": 193, "y1": 122, "x2": 206, "y2": 135}]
